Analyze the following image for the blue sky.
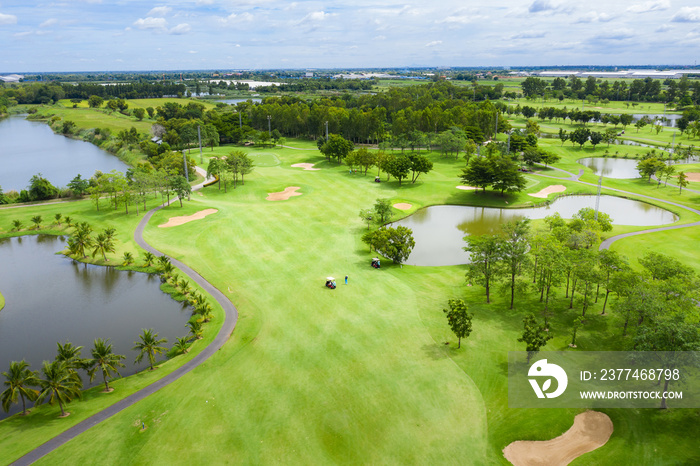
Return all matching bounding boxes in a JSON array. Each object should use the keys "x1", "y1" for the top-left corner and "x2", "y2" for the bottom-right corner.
[{"x1": 1, "y1": 0, "x2": 700, "y2": 72}]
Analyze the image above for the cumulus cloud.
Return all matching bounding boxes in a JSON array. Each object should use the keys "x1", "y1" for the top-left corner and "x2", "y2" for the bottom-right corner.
[
  {"x1": 0, "y1": 12, "x2": 18, "y2": 25},
  {"x1": 219, "y1": 12, "x2": 254, "y2": 25},
  {"x1": 40, "y1": 18, "x2": 57, "y2": 28},
  {"x1": 627, "y1": 0, "x2": 670, "y2": 14},
  {"x1": 511, "y1": 31, "x2": 546, "y2": 39},
  {"x1": 301, "y1": 11, "x2": 331, "y2": 22},
  {"x1": 169, "y1": 23, "x2": 191, "y2": 35},
  {"x1": 655, "y1": 24, "x2": 672, "y2": 32},
  {"x1": 147, "y1": 6, "x2": 172, "y2": 17},
  {"x1": 528, "y1": 0, "x2": 554, "y2": 13},
  {"x1": 133, "y1": 17, "x2": 168, "y2": 30},
  {"x1": 672, "y1": 7, "x2": 700, "y2": 22},
  {"x1": 425, "y1": 40, "x2": 442, "y2": 47},
  {"x1": 591, "y1": 29, "x2": 635, "y2": 41},
  {"x1": 575, "y1": 12, "x2": 613, "y2": 23}
]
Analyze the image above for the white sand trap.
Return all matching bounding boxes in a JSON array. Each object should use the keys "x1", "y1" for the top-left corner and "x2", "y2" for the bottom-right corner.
[
  {"x1": 393, "y1": 203, "x2": 412, "y2": 210},
  {"x1": 503, "y1": 411, "x2": 613, "y2": 466},
  {"x1": 528, "y1": 185, "x2": 566, "y2": 198},
  {"x1": 685, "y1": 172, "x2": 700, "y2": 182},
  {"x1": 158, "y1": 209, "x2": 218, "y2": 228},
  {"x1": 291, "y1": 163, "x2": 320, "y2": 171},
  {"x1": 267, "y1": 187, "x2": 302, "y2": 201},
  {"x1": 457, "y1": 185, "x2": 480, "y2": 190}
]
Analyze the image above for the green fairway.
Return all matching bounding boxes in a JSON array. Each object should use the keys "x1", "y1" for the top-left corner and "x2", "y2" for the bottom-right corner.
[
  {"x1": 0, "y1": 290, "x2": 4, "y2": 311},
  {"x1": 2, "y1": 133, "x2": 700, "y2": 464}
]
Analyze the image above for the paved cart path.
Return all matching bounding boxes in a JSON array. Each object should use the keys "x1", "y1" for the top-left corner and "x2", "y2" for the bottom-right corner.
[{"x1": 10, "y1": 171, "x2": 237, "y2": 466}]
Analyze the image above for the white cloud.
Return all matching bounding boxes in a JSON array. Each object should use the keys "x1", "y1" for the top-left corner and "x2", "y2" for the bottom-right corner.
[
  {"x1": 425, "y1": 40, "x2": 442, "y2": 47},
  {"x1": 147, "y1": 6, "x2": 172, "y2": 17},
  {"x1": 302, "y1": 11, "x2": 331, "y2": 22},
  {"x1": 528, "y1": 0, "x2": 554, "y2": 13},
  {"x1": 169, "y1": 23, "x2": 191, "y2": 35},
  {"x1": 672, "y1": 7, "x2": 700, "y2": 22},
  {"x1": 40, "y1": 18, "x2": 57, "y2": 28},
  {"x1": 656, "y1": 24, "x2": 672, "y2": 32},
  {"x1": 591, "y1": 29, "x2": 635, "y2": 41},
  {"x1": 0, "y1": 12, "x2": 17, "y2": 25},
  {"x1": 374, "y1": 35, "x2": 386, "y2": 40},
  {"x1": 511, "y1": 32, "x2": 546, "y2": 39},
  {"x1": 189, "y1": 50, "x2": 197, "y2": 54},
  {"x1": 133, "y1": 17, "x2": 168, "y2": 30},
  {"x1": 197, "y1": 0, "x2": 214, "y2": 4},
  {"x1": 13, "y1": 31, "x2": 33, "y2": 37},
  {"x1": 218, "y1": 12, "x2": 254, "y2": 25},
  {"x1": 575, "y1": 12, "x2": 613, "y2": 23},
  {"x1": 627, "y1": 1, "x2": 670, "y2": 14}
]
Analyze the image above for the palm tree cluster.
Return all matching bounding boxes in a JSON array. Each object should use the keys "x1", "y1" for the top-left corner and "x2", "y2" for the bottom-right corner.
[
  {"x1": 66, "y1": 222, "x2": 119, "y2": 262},
  {"x1": 1, "y1": 328, "x2": 173, "y2": 419},
  {"x1": 10, "y1": 213, "x2": 70, "y2": 232}
]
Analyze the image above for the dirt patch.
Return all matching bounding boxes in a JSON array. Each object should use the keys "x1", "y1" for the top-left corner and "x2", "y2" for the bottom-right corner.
[
  {"x1": 158, "y1": 209, "x2": 218, "y2": 228},
  {"x1": 393, "y1": 203, "x2": 412, "y2": 210},
  {"x1": 456, "y1": 185, "x2": 480, "y2": 190},
  {"x1": 528, "y1": 185, "x2": 566, "y2": 198},
  {"x1": 684, "y1": 172, "x2": 700, "y2": 182},
  {"x1": 291, "y1": 163, "x2": 320, "y2": 171},
  {"x1": 503, "y1": 411, "x2": 613, "y2": 466},
  {"x1": 267, "y1": 187, "x2": 302, "y2": 201}
]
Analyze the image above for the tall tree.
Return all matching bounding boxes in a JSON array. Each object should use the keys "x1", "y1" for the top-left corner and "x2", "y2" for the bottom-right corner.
[
  {"x1": 499, "y1": 219, "x2": 531, "y2": 309},
  {"x1": 92, "y1": 232, "x2": 116, "y2": 262},
  {"x1": 464, "y1": 234, "x2": 503, "y2": 303},
  {"x1": 86, "y1": 338, "x2": 126, "y2": 392},
  {"x1": 443, "y1": 299, "x2": 474, "y2": 348},
  {"x1": 36, "y1": 360, "x2": 82, "y2": 417},
  {"x1": 1, "y1": 360, "x2": 40, "y2": 416},
  {"x1": 518, "y1": 314, "x2": 553, "y2": 363},
  {"x1": 133, "y1": 329, "x2": 168, "y2": 371},
  {"x1": 460, "y1": 156, "x2": 494, "y2": 192}
]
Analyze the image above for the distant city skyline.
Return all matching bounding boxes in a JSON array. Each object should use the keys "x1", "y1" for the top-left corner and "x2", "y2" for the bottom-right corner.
[{"x1": 2, "y1": 0, "x2": 700, "y2": 73}]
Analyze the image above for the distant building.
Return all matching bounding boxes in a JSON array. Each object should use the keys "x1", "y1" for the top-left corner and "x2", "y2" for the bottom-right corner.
[
  {"x1": 305, "y1": 72, "x2": 314, "y2": 78},
  {"x1": 536, "y1": 69, "x2": 700, "y2": 79}
]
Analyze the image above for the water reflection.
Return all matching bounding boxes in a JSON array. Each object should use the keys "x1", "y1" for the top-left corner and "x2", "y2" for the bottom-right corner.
[
  {"x1": 0, "y1": 236, "x2": 190, "y2": 418},
  {"x1": 391, "y1": 196, "x2": 677, "y2": 266},
  {"x1": 579, "y1": 157, "x2": 641, "y2": 179}
]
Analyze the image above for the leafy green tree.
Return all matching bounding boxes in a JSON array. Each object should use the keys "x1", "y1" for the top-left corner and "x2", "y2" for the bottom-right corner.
[
  {"x1": 12, "y1": 219, "x2": 23, "y2": 231},
  {"x1": 589, "y1": 131, "x2": 603, "y2": 150},
  {"x1": 464, "y1": 234, "x2": 503, "y2": 303},
  {"x1": 636, "y1": 157, "x2": 666, "y2": 181},
  {"x1": 207, "y1": 157, "x2": 225, "y2": 190},
  {"x1": 133, "y1": 329, "x2": 168, "y2": 370},
  {"x1": 68, "y1": 222, "x2": 93, "y2": 259},
  {"x1": 53, "y1": 213, "x2": 62, "y2": 226},
  {"x1": 374, "y1": 198, "x2": 393, "y2": 223},
  {"x1": 408, "y1": 153, "x2": 433, "y2": 183},
  {"x1": 570, "y1": 316, "x2": 585, "y2": 347},
  {"x1": 88, "y1": 95, "x2": 104, "y2": 108},
  {"x1": 380, "y1": 226, "x2": 415, "y2": 265},
  {"x1": 386, "y1": 154, "x2": 412, "y2": 185},
  {"x1": 133, "y1": 108, "x2": 145, "y2": 121},
  {"x1": 320, "y1": 134, "x2": 354, "y2": 163},
  {"x1": 27, "y1": 174, "x2": 58, "y2": 201},
  {"x1": 359, "y1": 209, "x2": 373, "y2": 229},
  {"x1": 170, "y1": 175, "x2": 191, "y2": 207},
  {"x1": 598, "y1": 249, "x2": 628, "y2": 315},
  {"x1": 460, "y1": 156, "x2": 493, "y2": 192},
  {"x1": 443, "y1": 299, "x2": 473, "y2": 348},
  {"x1": 570, "y1": 128, "x2": 591, "y2": 148},
  {"x1": 558, "y1": 128, "x2": 569, "y2": 146},
  {"x1": 491, "y1": 155, "x2": 526, "y2": 195},
  {"x1": 86, "y1": 338, "x2": 126, "y2": 392},
  {"x1": 36, "y1": 360, "x2": 83, "y2": 417},
  {"x1": 1, "y1": 360, "x2": 39, "y2": 416},
  {"x1": 678, "y1": 171, "x2": 688, "y2": 194},
  {"x1": 500, "y1": 220, "x2": 531, "y2": 309},
  {"x1": 518, "y1": 314, "x2": 553, "y2": 363}
]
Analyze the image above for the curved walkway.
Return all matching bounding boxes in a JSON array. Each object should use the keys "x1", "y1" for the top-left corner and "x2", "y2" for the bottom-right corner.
[
  {"x1": 528, "y1": 168, "x2": 700, "y2": 251},
  {"x1": 11, "y1": 173, "x2": 237, "y2": 466}
]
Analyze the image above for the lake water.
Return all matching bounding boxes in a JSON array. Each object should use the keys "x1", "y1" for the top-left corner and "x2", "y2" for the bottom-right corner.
[
  {"x1": 390, "y1": 195, "x2": 678, "y2": 266},
  {"x1": 579, "y1": 157, "x2": 641, "y2": 179},
  {"x1": 216, "y1": 98, "x2": 262, "y2": 105},
  {"x1": 0, "y1": 115, "x2": 128, "y2": 192},
  {"x1": 0, "y1": 235, "x2": 190, "y2": 418}
]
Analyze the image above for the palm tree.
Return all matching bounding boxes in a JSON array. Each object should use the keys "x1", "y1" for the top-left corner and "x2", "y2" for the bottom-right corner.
[
  {"x1": 86, "y1": 339, "x2": 125, "y2": 392},
  {"x1": 92, "y1": 232, "x2": 115, "y2": 261},
  {"x1": 1, "y1": 360, "x2": 40, "y2": 416},
  {"x1": 55, "y1": 341, "x2": 85, "y2": 373},
  {"x1": 64, "y1": 216, "x2": 72, "y2": 227},
  {"x1": 143, "y1": 251, "x2": 155, "y2": 267},
  {"x1": 133, "y1": 329, "x2": 168, "y2": 370},
  {"x1": 12, "y1": 219, "x2": 23, "y2": 231},
  {"x1": 193, "y1": 302, "x2": 214, "y2": 323},
  {"x1": 178, "y1": 278, "x2": 191, "y2": 295},
  {"x1": 70, "y1": 222, "x2": 93, "y2": 258},
  {"x1": 157, "y1": 255, "x2": 171, "y2": 271},
  {"x1": 123, "y1": 251, "x2": 135, "y2": 266},
  {"x1": 30, "y1": 215, "x2": 42, "y2": 229},
  {"x1": 104, "y1": 227, "x2": 117, "y2": 240},
  {"x1": 172, "y1": 337, "x2": 191, "y2": 355},
  {"x1": 54, "y1": 213, "x2": 62, "y2": 225},
  {"x1": 36, "y1": 360, "x2": 82, "y2": 417},
  {"x1": 186, "y1": 319, "x2": 203, "y2": 340}
]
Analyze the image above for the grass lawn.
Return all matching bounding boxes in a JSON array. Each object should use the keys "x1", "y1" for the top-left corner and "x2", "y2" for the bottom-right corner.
[
  {"x1": 2, "y1": 132, "x2": 700, "y2": 463},
  {"x1": 0, "y1": 290, "x2": 4, "y2": 311}
]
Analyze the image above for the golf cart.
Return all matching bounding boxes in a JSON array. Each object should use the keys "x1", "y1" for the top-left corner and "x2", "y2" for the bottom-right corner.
[
  {"x1": 371, "y1": 258, "x2": 381, "y2": 269},
  {"x1": 325, "y1": 277, "x2": 337, "y2": 289},
  {"x1": 374, "y1": 176, "x2": 381, "y2": 183}
]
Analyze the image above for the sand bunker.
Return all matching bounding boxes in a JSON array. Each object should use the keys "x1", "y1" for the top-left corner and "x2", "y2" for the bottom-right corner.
[
  {"x1": 267, "y1": 187, "x2": 302, "y2": 201},
  {"x1": 503, "y1": 411, "x2": 613, "y2": 466},
  {"x1": 528, "y1": 185, "x2": 566, "y2": 198},
  {"x1": 393, "y1": 203, "x2": 412, "y2": 210},
  {"x1": 685, "y1": 172, "x2": 700, "y2": 182},
  {"x1": 158, "y1": 209, "x2": 218, "y2": 228},
  {"x1": 291, "y1": 163, "x2": 320, "y2": 171},
  {"x1": 456, "y1": 186, "x2": 480, "y2": 190}
]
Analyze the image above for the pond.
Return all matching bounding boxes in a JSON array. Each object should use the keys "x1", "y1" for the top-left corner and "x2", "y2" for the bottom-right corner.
[
  {"x1": 0, "y1": 235, "x2": 190, "y2": 419},
  {"x1": 0, "y1": 115, "x2": 129, "y2": 192},
  {"x1": 390, "y1": 195, "x2": 678, "y2": 266},
  {"x1": 578, "y1": 157, "x2": 641, "y2": 179},
  {"x1": 216, "y1": 98, "x2": 262, "y2": 105}
]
